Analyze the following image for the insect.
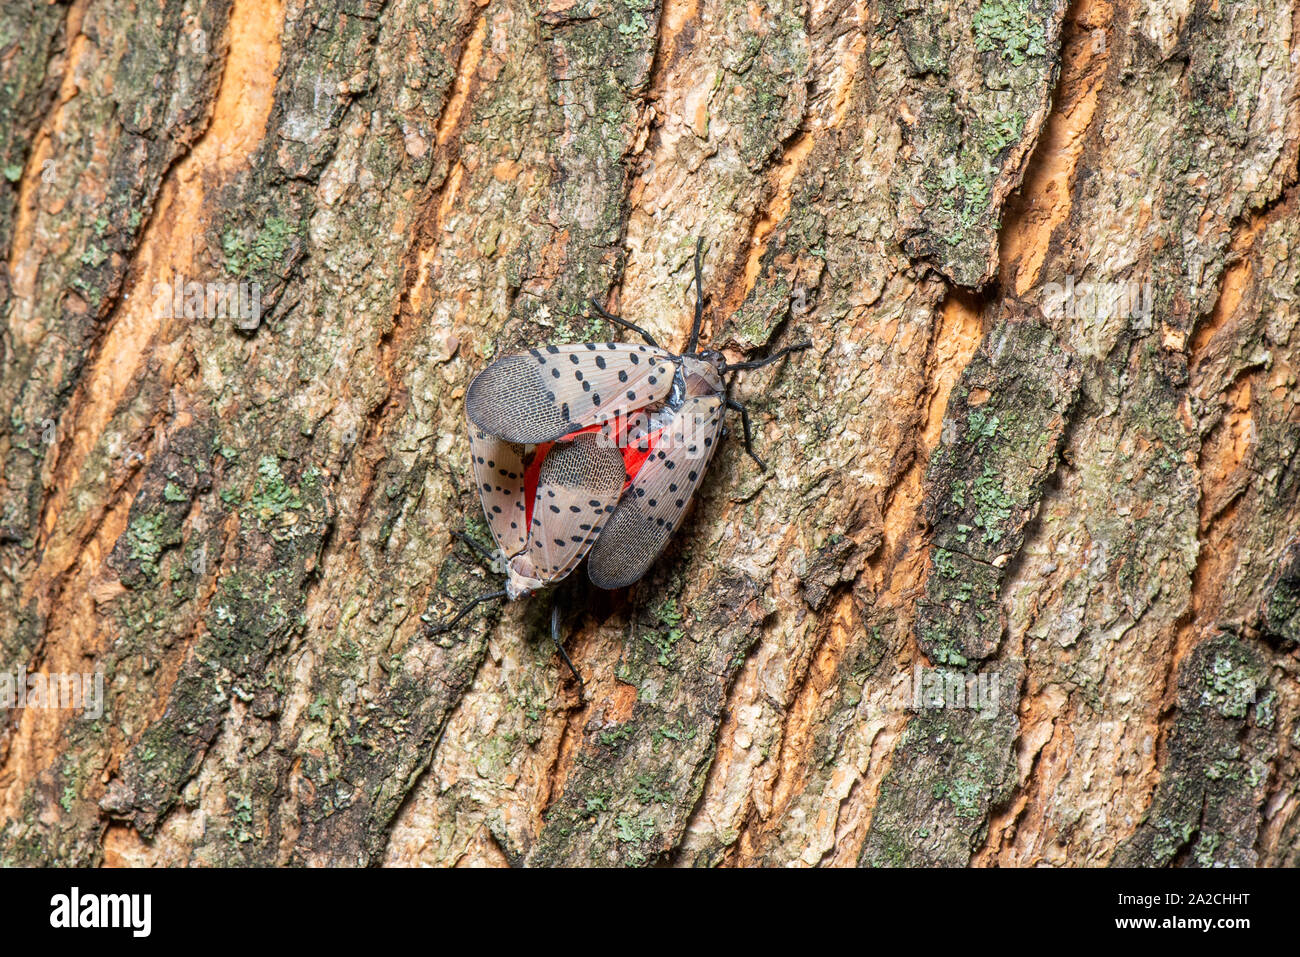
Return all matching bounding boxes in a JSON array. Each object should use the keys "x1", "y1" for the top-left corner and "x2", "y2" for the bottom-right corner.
[{"x1": 428, "y1": 239, "x2": 809, "y2": 691}]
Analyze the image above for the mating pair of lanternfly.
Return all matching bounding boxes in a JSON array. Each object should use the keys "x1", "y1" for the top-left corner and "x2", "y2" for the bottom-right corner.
[{"x1": 429, "y1": 239, "x2": 809, "y2": 690}]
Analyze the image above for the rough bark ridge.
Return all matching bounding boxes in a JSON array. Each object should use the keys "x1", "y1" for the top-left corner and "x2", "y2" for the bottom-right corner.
[{"x1": 0, "y1": 0, "x2": 1297, "y2": 867}]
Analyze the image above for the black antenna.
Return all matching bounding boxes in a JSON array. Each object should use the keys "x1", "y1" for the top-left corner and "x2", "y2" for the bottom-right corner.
[
  {"x1": 687, "y1": 236, "x2": 706, "y2": 353},
  {"x1": 721, "y1": 340, "x2": 812, "y2": 374},
  {"x1": 425, "y1": 589, "x2": 507, "y2": 635}
]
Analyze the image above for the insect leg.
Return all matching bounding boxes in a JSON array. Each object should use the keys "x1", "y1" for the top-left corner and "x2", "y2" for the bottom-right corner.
[
  {"x1": 726, "y1": 398, "x2": 767, "y2": 471},
  {"x1": 454, "y1": 530, "x2": 498, "y2": 568},
  {"x1": 588, "y1": 298, "x2": 661, "y2": 349},
  {"x1": 687, "y1": 236, "x2": 706, "y2": 353},
  {"x1": 550, "y1": 598, "x2": 586, "y2": 699},
  {"x1": 425, "y1": 589, "x2": 507, "y2": 635},
  {"x1": 721, "y1": 340, "x2": 812, "y2": 374}
]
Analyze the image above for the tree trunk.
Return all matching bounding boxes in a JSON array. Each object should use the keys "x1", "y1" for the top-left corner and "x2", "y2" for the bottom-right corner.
[{"x1": 1, "y1": 0, "x2": 1297, "y2": 867}]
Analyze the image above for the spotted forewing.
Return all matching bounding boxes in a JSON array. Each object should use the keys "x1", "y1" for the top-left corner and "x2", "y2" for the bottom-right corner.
[
  {"x1": 466, "y1": 343, "x2": 676, "y2": 444},
  {"x1": 523, "y1": 432, "x2": 626, "y2": 582},
  {"x1": 468, "y1": 426, "x2": 528, "y2": 560},
  {"x1": 586, "y1": 395, "x2": 725, "y2": 589}
]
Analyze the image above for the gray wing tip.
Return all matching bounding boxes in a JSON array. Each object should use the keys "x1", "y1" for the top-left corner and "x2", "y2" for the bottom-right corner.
[{"x1": 587, "y1": 563, "x2": 637, "y2": 591}]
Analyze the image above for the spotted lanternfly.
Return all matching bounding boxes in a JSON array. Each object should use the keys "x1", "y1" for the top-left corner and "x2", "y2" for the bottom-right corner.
[{"x1": 429, "y1": 239, "x2": 810, "y2": 689}]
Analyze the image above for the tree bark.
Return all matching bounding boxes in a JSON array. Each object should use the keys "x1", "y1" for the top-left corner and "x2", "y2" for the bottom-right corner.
[{"x1": 1, "y1": 0, "x2": 1297, "y2": 867}]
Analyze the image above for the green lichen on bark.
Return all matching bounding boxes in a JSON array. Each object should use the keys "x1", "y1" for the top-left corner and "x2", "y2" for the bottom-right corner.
[
  {"x1": 918, "y1": 318, "x2": 1080, "y2": 664},
  {"x1": 1192, "y1": 205, "x2": 1300, "y2": 644},
  {"x1": 1115, "y1": 633, "x2": 1274, "y2": 866},
  {"x1": 102, "y1": 445, "x2": 332, "y2": 842},
  {"x1": 0, "y1": 0, "x2": 232, "y2": 545},
  {"x1": 108, "y1": 426, "x2": 214, "y2": 587},
  {"x1": 859, "y1": 662, "x2": 1022, "y2": 866},
  {"x1": 1262, "y1": 543, "x2": 1300, "y2": 647},
  {"x1": 884, "y1": 0, "x2": 1066, "y2": 287},
  {"x1": 0, "y1": 0, "x2": 68, "y2": 252},
  {"x1": 712, "y1": 0, "x2": 809, "y2": 173},
  {"x1": 528, "y1": 573, "x2": 765, "y2": 866}
]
